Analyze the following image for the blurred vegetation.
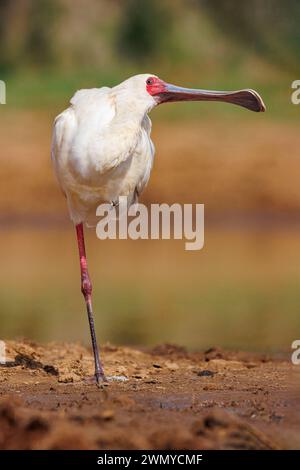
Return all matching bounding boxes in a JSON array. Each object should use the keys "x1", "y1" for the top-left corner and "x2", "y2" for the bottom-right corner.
[
  {"x1": 117, "y1": 0, "x2": 171, "y2": 60},
  {"x1": 202, "y1": 0, "x2": 300, "y2": 74},
  {"x1": 24, "y1": 0, "x2": 63, "y2": 68},
  {"x1": 0, "y1": 0, "x2": 63, "y2": 74},
  {"x1": 0, "y1": 0, "x2": 299, "y2": 114}
]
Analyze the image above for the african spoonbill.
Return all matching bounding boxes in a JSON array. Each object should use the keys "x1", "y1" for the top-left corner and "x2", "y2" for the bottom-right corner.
[{"x1": 51, "y1": 74, "x2": 265, "y2": 383}]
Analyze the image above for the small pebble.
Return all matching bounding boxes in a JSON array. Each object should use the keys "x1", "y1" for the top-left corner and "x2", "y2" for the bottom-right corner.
[
  {"x1": 197, "y1": 370, "x2": 215, "y2": 377},
  {"x1": 101, "y1": 409, "x2": 114, "y2": 420}
]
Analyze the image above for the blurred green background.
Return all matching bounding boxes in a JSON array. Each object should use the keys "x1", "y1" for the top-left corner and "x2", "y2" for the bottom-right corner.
[{"x1": 0, "y1": 0, "x2": 300, "y2": 352}]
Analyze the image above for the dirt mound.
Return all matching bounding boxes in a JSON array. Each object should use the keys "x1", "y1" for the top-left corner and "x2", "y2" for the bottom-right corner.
[{"x1": 0, "y1": 340, "x2": 298, "y2": 449}]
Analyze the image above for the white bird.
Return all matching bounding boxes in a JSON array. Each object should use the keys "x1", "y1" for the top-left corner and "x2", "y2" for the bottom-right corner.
[{"x1": 51, "y1": 74, "x2": 265, "y2": 384}]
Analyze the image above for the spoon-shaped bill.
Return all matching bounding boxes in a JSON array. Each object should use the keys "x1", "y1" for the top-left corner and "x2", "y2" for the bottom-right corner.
[{"x1": 157, "y1": 84, "x2": 266, "y2": 112}]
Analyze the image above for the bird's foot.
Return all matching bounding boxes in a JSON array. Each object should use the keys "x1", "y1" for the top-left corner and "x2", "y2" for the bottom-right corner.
[
  {"x1": 106, "y1": 375, "x2": 128, "y2": 382},
  {"x1": 83, "y1": 374, "x2": 128, "y2": 386},
  {"x1": 83, "y1": 371, "x2": 108, "y2": 388}
]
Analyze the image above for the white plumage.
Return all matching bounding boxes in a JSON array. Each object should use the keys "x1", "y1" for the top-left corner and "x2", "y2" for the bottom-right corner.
[
  {"x1": 51, "y1": 74, "x2": 156, "y2": 225},
  {"x1": 50, "y1": 73, "x2": 265, "y2": 383}
]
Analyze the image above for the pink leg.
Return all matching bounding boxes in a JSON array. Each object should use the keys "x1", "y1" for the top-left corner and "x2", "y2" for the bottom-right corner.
[{"x1": 76, "y1": 223, "x2": 105, "y2": 383}]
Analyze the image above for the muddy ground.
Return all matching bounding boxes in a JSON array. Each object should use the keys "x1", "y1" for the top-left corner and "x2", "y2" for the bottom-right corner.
[{"x1": 0, "y1": 340, "x2": 299, "y2": 450}]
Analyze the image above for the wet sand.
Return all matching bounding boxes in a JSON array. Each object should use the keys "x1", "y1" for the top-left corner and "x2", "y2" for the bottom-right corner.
[{"x1": 0, "y1": 340, "x2": 299, "y2": 450}]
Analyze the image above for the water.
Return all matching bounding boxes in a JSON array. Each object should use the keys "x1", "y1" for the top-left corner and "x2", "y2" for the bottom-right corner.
[{"x1": 1, "y1": 224, "x2": 300, "y2": 352}]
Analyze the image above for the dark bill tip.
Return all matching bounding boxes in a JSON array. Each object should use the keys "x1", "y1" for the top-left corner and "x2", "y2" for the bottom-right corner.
[{"x1": 227, "y1": 89, "x2": 266, "y2": 112}]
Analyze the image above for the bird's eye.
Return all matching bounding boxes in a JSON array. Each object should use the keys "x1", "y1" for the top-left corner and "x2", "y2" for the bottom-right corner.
[{"x1": 146, "y1": 78, "x2": 153, "y2": 85}]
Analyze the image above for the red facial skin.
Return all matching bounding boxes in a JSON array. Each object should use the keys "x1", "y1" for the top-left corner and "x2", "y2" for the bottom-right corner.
[
  {"x1": 146, "y1": 77, "x2": 166, "y2": 97},
  {"x1": 146, "y1": 76, "x2": 265, "y2": 112}
]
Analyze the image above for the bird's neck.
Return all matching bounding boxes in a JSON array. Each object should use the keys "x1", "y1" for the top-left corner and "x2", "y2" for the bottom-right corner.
[{"x1": 114, "y1": 95, "x2": 152, "y2": 129}]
